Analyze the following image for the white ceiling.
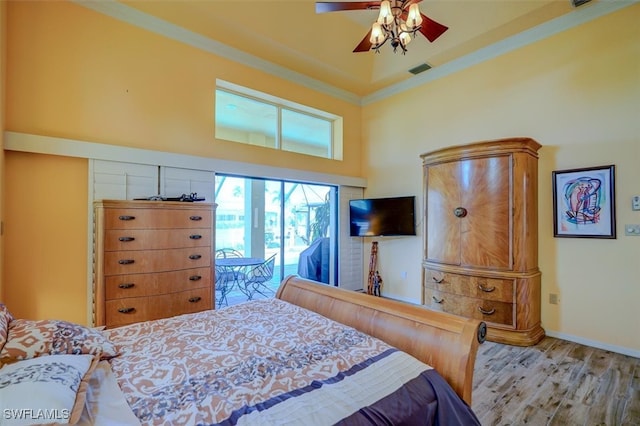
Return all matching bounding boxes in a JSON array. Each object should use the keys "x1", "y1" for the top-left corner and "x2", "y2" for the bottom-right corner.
[{"x1": 84, "y1": 0, "x2": 632, "y2": 102}]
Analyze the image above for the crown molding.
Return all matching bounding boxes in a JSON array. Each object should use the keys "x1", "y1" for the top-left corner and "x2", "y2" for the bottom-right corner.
[
  {"x1": 73, "y1": 0, "x2": 362, "y2": 105},
  {"x1": 75, "y1": 0, "x2": 636, "y2": 107},
  {"x1": 363, "y1": 0, "x2": 638, "y2": 105}
]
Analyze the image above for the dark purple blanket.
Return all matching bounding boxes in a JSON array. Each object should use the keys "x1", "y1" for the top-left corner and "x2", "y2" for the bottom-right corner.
[{"x1": 335, "y1": 369, "x2": 481, "y2": 426}]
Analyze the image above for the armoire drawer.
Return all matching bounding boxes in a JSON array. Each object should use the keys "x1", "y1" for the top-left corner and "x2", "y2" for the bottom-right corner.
[
  {"x1": 424, "y1": 288, "x2": 514, "y2": 327},
  {"x1": 104, "y1": 208, "x2": 212, "y2": 230},
  {"x1": 105, "y1": 287, "x2": 212, "y2": 327},
  {"x1": 105, "y1": 267, "x2": 212, "y2": 300},
  {"x1": 424, "y1": 269, "x2": 514, "y2": 303},
  {"x1": 103, "y1": 228, "x2": 211, "y2": 251},
  {"x1": 104, "y1": 247, "x2": 211, "y2": 275}
]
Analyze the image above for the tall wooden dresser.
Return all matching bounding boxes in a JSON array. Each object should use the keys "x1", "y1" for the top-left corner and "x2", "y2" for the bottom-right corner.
[
  {"x1": 93, "y1": 200, "x2": 214, "y2": 328},
  {"x1": 420, "y1": 138, "x2": 544, "y2": 346}
]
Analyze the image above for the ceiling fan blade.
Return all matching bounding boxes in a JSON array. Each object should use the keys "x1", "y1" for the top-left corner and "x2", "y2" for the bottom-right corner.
[
  {"x1": 418, "y1": 13, "x2": 448, "y2": 42},
  {"x1": 353, "y1": 29, "x2": 374, "y2": 52},
  {"x1": 316, "y1": 2, "x2": 381, "y2": 13}
]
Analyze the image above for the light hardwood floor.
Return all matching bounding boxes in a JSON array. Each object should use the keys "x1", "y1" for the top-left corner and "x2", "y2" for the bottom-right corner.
[{"x1": 472, "y1": 336, "x2": 640, "y2": 425}]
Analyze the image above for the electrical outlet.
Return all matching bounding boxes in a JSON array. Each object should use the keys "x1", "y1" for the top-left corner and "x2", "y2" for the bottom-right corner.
[
  {"x1": 633, "y1": 196, "x2": 640, "y2": 211},
  {"x1": 549, "y1": 293, "x2": 559, "y2": 305},
  {"x1": 625, "y1": 224, "x2": 640, "y2": 236}
]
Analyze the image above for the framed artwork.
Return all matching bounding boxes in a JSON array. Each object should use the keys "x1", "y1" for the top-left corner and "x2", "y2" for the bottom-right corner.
[{"x1": 552, "y1": 165, "x2": 616, "y2": 238}]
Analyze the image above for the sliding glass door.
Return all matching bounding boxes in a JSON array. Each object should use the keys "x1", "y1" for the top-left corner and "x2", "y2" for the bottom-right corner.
[{"x1": 215, "y1": 175, "x2": 336, "y2": 294}]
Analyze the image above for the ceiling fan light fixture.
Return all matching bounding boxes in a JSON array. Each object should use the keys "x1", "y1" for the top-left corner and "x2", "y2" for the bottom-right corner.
[{"x1": 315, "y1": 0, "x2": 448, "y2": 54}]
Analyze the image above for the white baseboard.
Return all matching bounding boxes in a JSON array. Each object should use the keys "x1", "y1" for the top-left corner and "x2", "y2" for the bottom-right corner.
[{"x1": 545, "y1": 330, "x2": 640, "y2": 359}]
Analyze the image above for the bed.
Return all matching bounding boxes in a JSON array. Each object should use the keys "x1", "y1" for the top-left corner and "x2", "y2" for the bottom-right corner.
[{"x1": 0, "y1": 275, "x2": 485, "y2": 425}]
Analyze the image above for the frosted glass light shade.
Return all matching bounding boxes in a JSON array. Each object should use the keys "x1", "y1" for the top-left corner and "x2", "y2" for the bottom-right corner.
[
  {"x1": 407, "y1": 4, "x2": 423, "y2": 29},
  {"x1": 377, "y1": 1, "x2": 393, "y2": 25},
  {"x1": 370, "y1": 22, "x2": 385, "y2": 45}
]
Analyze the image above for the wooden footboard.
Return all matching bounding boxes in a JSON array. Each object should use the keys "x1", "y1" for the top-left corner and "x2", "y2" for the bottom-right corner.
[{"x1": 276, "y1": 275, "x2": 486, "y2": 405}]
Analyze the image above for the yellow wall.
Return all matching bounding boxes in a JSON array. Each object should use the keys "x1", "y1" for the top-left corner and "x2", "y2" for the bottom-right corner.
[
  {"x1": 363, "y1": 5, "x2": 640, "y2": 353},
  {"x1": 5, "y1": 1, "x2": 362, "y2": 176},
  {"x1": 0, "y1": 0, "x2": 6, "y2": 300},
  {"x1": 4, "y1": 152, "x2": 88, "y2": 324},
  {"x1": 3, "y1": 1, "x2": 362, "y2": 323}
]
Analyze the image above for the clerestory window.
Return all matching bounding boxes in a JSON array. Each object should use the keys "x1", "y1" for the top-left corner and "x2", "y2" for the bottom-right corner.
[{"x1": 215, "y1": 80, "x2": 342, "y2": 160}]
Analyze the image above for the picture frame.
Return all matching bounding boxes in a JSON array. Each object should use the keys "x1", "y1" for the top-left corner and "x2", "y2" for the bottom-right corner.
[{"x1": 552, "y1": 165, "x2": 616, "y2": 238}]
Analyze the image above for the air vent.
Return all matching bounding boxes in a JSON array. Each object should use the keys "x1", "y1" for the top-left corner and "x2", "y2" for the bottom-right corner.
[{"x1": 408, "y1": 63, "x2": 432, "y2": 75}]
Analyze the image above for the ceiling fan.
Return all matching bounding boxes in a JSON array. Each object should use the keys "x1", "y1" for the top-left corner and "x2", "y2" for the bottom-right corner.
[{"x1": 315, "y1": 0, "x2": 448, "y2": 54}]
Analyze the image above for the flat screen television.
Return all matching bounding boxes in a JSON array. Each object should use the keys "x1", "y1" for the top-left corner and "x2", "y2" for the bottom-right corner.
[{"x1": 349, "y1": 196, "x2": 416, "y2": 237}]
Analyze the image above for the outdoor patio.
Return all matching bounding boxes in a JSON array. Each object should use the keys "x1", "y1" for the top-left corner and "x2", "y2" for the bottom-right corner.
[{"x1": 216, "y1": 262, "x2": 299, "y2": 308}]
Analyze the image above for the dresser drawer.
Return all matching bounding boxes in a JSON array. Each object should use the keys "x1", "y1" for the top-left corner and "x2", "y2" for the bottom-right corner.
[
  {"x1": 424, "y1": 288, "x2": 514, "y2": 327},
  {"x1": 104, "y1": 247, "x2": 211, "y2": 275},
  {"x1": 105, "y1": 267, "x2": 212, "y2": 300},
  {"x1": 104, "y1": 208, "x2": 212, "y2": 230},
  {"x1": 424, "y1": 269, "x2": 514, "y2": 303},
  {"x1": 103, "y1": 228, "x2": 211, "y2": 251},
  {"x1": 105, "y1": 287, "x2": 212, "y2": 328}
]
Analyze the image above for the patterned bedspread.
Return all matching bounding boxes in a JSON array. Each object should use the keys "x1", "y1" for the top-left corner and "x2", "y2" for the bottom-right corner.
[{"x1": 106, "y1": 298, "x2": 479, "y2": 426}]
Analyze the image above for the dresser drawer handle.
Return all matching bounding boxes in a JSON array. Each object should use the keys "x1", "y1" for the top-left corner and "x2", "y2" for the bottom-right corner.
[
  {"x1": 431, "y1": 276, "x2": 444, "y2": 284},
  {"x1": 189, "y1": 234, "x2": 202, "y2": 240},
  {"x1": 118, "y1": 283, "x2": 135, "y2": 289},
  {"x1": 432, "y1": 296, "x2": 444, "y2": 304},
  {"x1": 118, "y1": 215, "x2": 136, "y2": 221},
  {"x1": 189, "y1": 254, "x2": 202, "y2": 260},
  {"x1": 118, "y1": 259, "x2": 135, "y2": 265},
  {"x1": 188, "y1": 296, "x2": 202, "y2": 303},
  {"x1": 189, "y1": 275, "x2": 202, "y2": 281},
  {"x1": 478, "y1": 284, "x2": 496, "y2": 292},
  {"x1": 478, "y1": 306, "x2": 496, "y2": 315},
  {"x1": 189, "y1": 215, "x2": 203, "y2": 221},
  {"x1": 118, "y1": 307, "x2": 135, "y2": 314},
  {"x1": 118, "y1": 236, "x2": 135, "y2": 242}
]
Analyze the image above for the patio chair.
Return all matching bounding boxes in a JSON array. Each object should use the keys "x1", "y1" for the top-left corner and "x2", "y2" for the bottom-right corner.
[
  {"x1": 216, "y1": 248, "x2": 244, "y2": 292},
  {"x1": 215, "y1": 266, "x2": 233, "y2": 308},
  {"x1": 243, "y1": 254, "x2": 277, "y2": 300},
  {"x1": 215, "y1": 248, "x2": 243, "y2": 258}
]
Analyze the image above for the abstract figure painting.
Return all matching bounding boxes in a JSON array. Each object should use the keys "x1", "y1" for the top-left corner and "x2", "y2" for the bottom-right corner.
[{"x1": 553, "y1": 165, "x2": 616, "y2": 238}]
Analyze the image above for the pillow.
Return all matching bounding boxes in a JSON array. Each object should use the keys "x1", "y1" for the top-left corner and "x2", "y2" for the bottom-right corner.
[
  {"x1": 0, "y1": 304, "x2": 14, "y2": 354},
  {"x1": 0, "y1": 319, "x2": 119, "y2": 363},
  {"x1": 0, "y1": 353, "x2": 98, "y2": 425}
]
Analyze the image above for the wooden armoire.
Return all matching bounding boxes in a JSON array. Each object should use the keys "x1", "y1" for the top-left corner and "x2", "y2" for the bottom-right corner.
[{"x1": 420, "y1": 138, "x2": 544, "y2": 346}]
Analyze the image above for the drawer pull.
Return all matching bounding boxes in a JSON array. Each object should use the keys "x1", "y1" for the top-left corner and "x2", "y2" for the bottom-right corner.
[
  {"x1": 189, "y1": 275, "x2": 202, "y2": 281},
  {"x1": 431, "y1": 276, "x2": 444, "y2": 284},
  {"x1": 478, "y1": 284, "x2": 496, "y2": 292},
  {"x1": 432, "y1": 296, "x2": 444, "y2": 304},
  {"x1": 188, "y1": 296, "x2": 202, "y2": 303},
  {"x1": 189, "y1": 215, "x2": 203, "y2": 221},
  {"x1": 189, "y1": 234, "x2": 202, "y2": 240},
  {"x1": 478, "y1": 306, "x2": 496, "y2": 315},
  {"x1": 118, "y1": 283, "x2": 135, "y2": 289},
  {"x1": 189, "y1": 254, "x2": 202, "y2": 260},
  {"x1": 118, "y1": 307, "x2": 135, "y2": 314},
  {"x1": 118, "y1": 259, "x2": 135, "y2": 265},
  {"x1": 118, "y1": 236, "x2": 135, "y2": 242},
  {"x1": 118, "y1": 215, "x2": 136, "y2": 221}
]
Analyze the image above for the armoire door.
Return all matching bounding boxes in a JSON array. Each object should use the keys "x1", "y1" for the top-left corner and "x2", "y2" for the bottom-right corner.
[
  {"x1": 459, "y1": 155, "x2": 511, "y2": 270},
  {"x1": 426, "y1": 161, "x2": 461, "y2": 265},
  {"x1": 426, "y1": 155, "x2": 512, "y2": 270}
]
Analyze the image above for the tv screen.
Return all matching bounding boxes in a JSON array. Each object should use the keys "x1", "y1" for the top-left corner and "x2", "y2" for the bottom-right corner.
[{"x1": 349, "y1": 196, "x2": 416, "y2": 237}]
